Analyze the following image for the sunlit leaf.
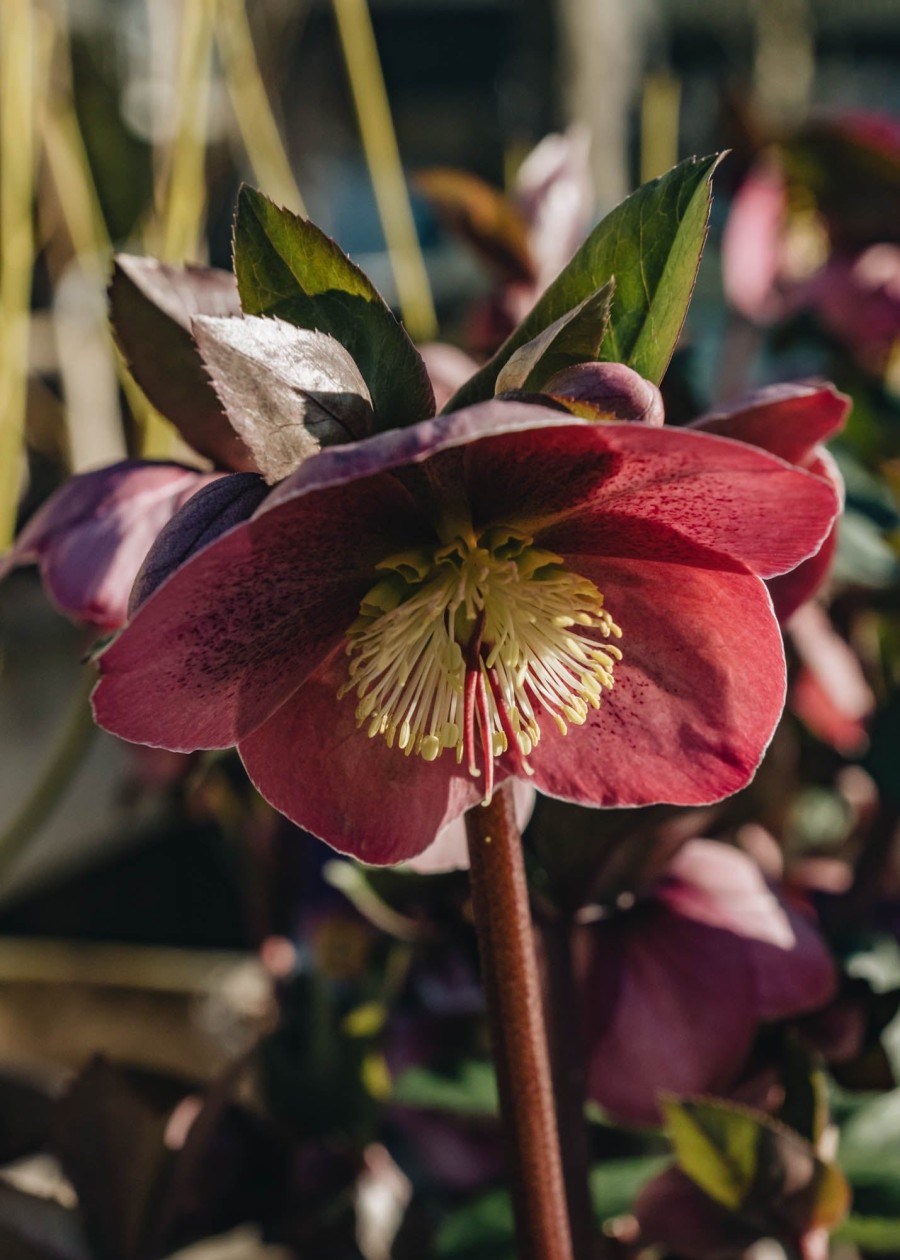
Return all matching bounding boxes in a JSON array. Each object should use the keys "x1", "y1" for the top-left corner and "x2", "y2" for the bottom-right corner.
[
  {"x1": 109, "y1": 256, "x2": 253, "y2": 471},
  {"x1": 233, "y1": 187, "x2": 435, "y2": 428},
  {"x1": 193, "y1": 315, "x2": 374, "y2": 483},
  {"x1": 494, "y1": 282, "x2": 614, "y2": 394},
  {"x1": 446, "y1": 154, "x2": 721, "y2": 410}
]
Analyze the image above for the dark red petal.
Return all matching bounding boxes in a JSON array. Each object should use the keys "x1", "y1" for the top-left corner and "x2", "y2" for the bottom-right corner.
[
  {"x1": 93, "y1": 473, "x2": 428, "y2": 751},
  {"x1": 527, "y1": 552, "x2": 785, "y2": 808},
  {"x1": 0, "y1": 461, "x2": 217, "y2": 629},
  {"x1": 767, "y1": 450, "x2": 843, "y2": 620},
  {"x1": 462, "y1": 422, "x2": 839, "y2": 581},
  {"x1": 238, "y1": 651, "x2": 486, "y2": 864},
  {"x1": 690, "y1": 382, "x2": 850, "y2": 465}
]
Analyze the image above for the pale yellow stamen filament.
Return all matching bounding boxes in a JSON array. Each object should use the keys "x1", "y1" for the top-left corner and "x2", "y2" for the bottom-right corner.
[{"x1": 338, "y1": 530, "x2": 622, "y2": 782}]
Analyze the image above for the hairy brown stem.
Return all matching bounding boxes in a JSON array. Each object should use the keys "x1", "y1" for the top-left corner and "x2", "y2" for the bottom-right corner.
[{"x1": 465, "y1": 786, "x2": 574, "y2": 1260}]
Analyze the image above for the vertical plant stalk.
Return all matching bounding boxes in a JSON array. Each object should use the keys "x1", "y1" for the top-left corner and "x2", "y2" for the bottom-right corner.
[
  {"x1": 143, "y1": 0, "x2": 218, "y2": 459},
  {"x1": 465, "y1": 786, "x2": 574, "y2": 1260},
  {"x1": 154, "y1": 0, "x2": 217, "y2": 264},
  {"x1": 39, "y1": 4, "x2": 159, "y2": 463},
  {"x1": 0, "y1": 0, "x2": 37, "y2": 547},
  {"x1": 331, "y1": 0, "x2": 437, "y2": 342},
  {"x1": 216, "y1": 0, "x2": 307, "y2": 217}
]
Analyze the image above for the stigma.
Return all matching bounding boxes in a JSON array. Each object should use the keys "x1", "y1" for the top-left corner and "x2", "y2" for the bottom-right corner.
[{"x1": 338, "y1": 527, "x2": 622, "y2": 800}]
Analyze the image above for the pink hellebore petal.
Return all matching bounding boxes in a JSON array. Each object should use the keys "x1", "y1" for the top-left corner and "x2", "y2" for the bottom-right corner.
[
  {"x1": 515, "y1": 127, "x2": 593, "y2": 289},
  {"x1": 0, "y1": 461, "x2": 220, "y2": 630},
  {"x1": 787, "y1": 602, "x2": 874, "y2": 753},
  {"x1": 576, "y1": 840, "x2": 836, "y2": 1125},
  {"x1": 799, "y1": 245, "x2": 900, "y2": 375},
  {"x1": 722, "y1": 162, "x2": 792, "y2": 324},
  {"x1": 418, "y1": 343, "x2": 480, "y2": 413},
  {"x1": 93, "y1": 401, "x2": 838, "y2": 863},
  {"x1": 691, "y1": 382, "x2": 849, "y2": 620}
]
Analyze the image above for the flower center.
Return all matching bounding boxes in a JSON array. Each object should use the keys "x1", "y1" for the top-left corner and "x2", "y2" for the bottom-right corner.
[{"x1": 338, "y1": 528, "x2": 622, "y2": 800}]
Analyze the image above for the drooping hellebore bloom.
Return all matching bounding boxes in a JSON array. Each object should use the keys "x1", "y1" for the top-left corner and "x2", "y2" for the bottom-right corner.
[
  {"x1": 0, "y1": 462, "x2": 223, "y2": 629},
  {"x1": 93, "y1": 399, "x2": 839, "y2": 863},
  {"x1": 574, "y1": 839, "x2": 837, "y2": 1126}
]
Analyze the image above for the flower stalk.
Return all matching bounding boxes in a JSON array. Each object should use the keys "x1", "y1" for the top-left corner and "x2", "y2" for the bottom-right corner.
[{"x1": 465, "y1": 785, "x2": 574, "y2": 1260}]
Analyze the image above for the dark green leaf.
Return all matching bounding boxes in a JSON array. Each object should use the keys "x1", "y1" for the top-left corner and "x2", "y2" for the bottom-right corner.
[
  {"x1": 52, "y1": 1057, "x2": 169, "y2": 1260},
  {"x1": 840, "y1": 1088, "x2": 900, "y2": 1162},
  {"x1": 494, "y1": 282, "x2": 614, "y2": 393},
  {"x1": 445, "y1": 154, "x2": 722, "y2": 410},
  {"x1": 233, "y1": 187, "x2": 434, "y2": 428},
  {"x1": 777, "y1": 1038, "x2": 830, "y2": 1146},
  {"x1": 837, "y1": 1215, "x2": 900, "y2": 1253},
  {"x1": 109, "y1": 256, "x2": 254, "y2": 471}
]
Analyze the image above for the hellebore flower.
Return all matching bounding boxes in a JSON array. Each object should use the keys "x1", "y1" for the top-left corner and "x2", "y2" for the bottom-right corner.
[
  {"x1": 93, "y1": 400, "x2": 838, "y2": 863},
  {"x1": 575, "y1": 840, "x2": 837, "y2": 1126},
  {"x1": 0, "y1": 462, "x2": 221, "y2": 629}
]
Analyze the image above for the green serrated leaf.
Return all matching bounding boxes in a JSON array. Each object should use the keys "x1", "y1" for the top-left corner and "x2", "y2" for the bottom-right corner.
[
  {"x1": 445, "y1": 154, "x2": 722, "y2": 410},
  {"x1": 662, "y1": 1096, "x2": 759, "y2": 1211},
  {"x1": 665, "y1": 1095, "x2": 850, "y2": 1234},
  {"x1": 391, "y1": 1060, "x2": 498, "y2": 1117},
  {"x1": 494, "y1": 281, "x2": 614, "y2": 393},
  {"x1": 233, "y1": 186, "x2": 435, "y2": 428}
]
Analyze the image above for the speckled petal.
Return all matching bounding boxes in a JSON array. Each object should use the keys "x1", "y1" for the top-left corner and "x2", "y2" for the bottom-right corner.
[
  {"x1": 461, "y1": 421, "x2": 839, "y2": 581},
  {"x1": 93, "y1": 472, "x2": 429, "y2": 751},
  {"x1": 239, "y1": 651, "x2": 487, "y2": 864},
  {"x1": 526, "y1": 547, "x2": 786, "y2": 807}
]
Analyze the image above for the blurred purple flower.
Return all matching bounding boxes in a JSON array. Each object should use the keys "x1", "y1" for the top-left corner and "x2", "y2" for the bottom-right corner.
[
  {"x1": 574, "y1": 839, "x2": 837, "y2": 1125},
  {"x1": 0, "y1": 462, "x2": 221, "y2": 629}
]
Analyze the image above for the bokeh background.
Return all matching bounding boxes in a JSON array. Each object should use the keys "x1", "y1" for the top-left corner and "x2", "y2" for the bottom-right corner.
[{"x1": 4, "y1": 2, "x2": 900, "y2": 1258}]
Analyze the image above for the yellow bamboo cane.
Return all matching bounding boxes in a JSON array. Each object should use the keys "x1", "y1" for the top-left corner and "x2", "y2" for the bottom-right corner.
[
  {"x1": 216, "y1": 0, "x2": 307, "y2": 216},
  {"x1": 332, "y1": 0, "x2": 437, "y2": 341},
  {"x1": 0, "y1": 0, "x2": 37, "y2": 547}
]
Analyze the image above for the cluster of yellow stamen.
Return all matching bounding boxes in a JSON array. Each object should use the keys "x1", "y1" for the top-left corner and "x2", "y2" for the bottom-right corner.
[{"x1": 338, "y1": 527, "x2": 622, "y2": 796}]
